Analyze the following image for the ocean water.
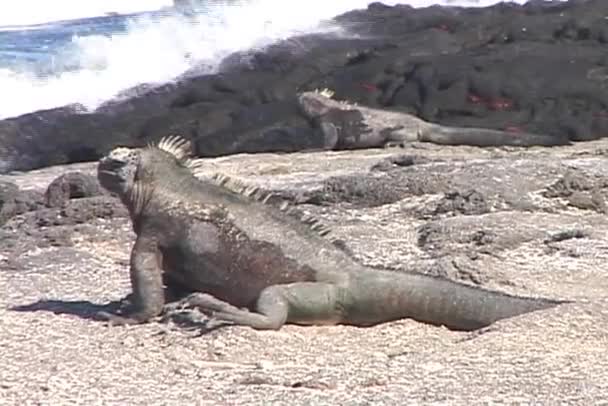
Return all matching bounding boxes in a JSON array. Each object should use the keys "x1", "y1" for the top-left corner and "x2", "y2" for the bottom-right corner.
[{"x1": 0, "y1": 0, "x2": 540, "y2": 120}]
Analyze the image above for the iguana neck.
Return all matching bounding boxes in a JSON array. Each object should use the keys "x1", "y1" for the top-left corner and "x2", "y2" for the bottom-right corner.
[{"x1": 123, "y1": 170, "x2": 198, "y2": 220}]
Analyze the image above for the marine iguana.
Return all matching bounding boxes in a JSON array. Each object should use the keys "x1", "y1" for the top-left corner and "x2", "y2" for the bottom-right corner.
[
  {"x1": 298, "y1": 89, "x2": 571, "y2": 149},
  {"x1": 96, "y1": 135, "x2": 564, "y2": 331}
]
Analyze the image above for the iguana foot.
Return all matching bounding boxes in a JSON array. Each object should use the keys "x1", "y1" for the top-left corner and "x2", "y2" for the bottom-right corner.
[
  {"x1": 172, "y1": 292, "x2": 284, "y2": 330},
  {"x1": 173, "y1": 283, "x2": 346, "y2": 330},
  {"x1": 173, "y1": 292, "x2": 242, "y2": 315},
  {"x1": 94, "y1": 294, "x2": 153, "y2": 325},
  {"x1": 160, "y1": 302, "x2": 235, "y2": 334}
]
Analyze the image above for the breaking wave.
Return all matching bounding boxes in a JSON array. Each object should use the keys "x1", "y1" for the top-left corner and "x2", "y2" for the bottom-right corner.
[{"x1": 0, "y1": 0, "x2": 543, "y2": 119}]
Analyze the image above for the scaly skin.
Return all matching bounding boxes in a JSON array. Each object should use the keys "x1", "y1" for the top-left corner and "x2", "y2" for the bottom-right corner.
[
  {"x1": 297, "y1": 89, "x2": 571, "y2": 149},
  {"x1": 96, "y1": 135, "x2": 565, "y2": 330}
]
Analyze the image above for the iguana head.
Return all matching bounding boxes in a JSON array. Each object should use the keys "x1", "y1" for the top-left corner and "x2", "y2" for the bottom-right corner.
[
  {"x1": 98, "y1": 135, "x2": 196, "y2": 197},
  {"x1": 298, "y1": 88, "x2": 352, "y2": 119},
  {"x1": 97, "y1": 146, "x2": 142, "y2": 196}
]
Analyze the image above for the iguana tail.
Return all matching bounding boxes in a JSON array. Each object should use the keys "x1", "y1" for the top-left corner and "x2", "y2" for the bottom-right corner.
[
  {"x1": 350, "y1": 270, "x2": 567, "y2": 331},
  {"x1": 420, "y1": 124, "x2": 571, "y2": 147}
]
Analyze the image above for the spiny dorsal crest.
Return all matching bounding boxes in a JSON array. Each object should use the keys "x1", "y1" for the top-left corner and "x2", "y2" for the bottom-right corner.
[
  {"x1": 311, "y1": 87, "x2": 357, "y2": 108},
  {"x1": 209, "y1": 173, "x2": 333, "y2": 239},
  {"x1": 152, "y1": 135, "x2": 205, "y2": 171},
  {"x1": 155, "y1": 134, "x2": 191, "y2": 161},
  {"x1": 314, "y1": 88, "x2": 335, "y2": 99}
]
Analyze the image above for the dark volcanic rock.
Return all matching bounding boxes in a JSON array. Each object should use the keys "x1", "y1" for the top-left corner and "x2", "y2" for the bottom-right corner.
[
  {"x1": 45, "y1": 172, "x2": 104, "y2": 207},
  {"x1": 0, "y1": 181, "x2": 20, "y2": 225},
  {"x1": 0, "y1": 172, "x2": 107, "y2": 226},
  {"x1": 2, "y1": 0, "x2": 608, "y2": 173},
  {"x1": 434, "y1": 190, "x2": 490, "y2": 216},
  {"x1": 0, "y1": 181, "x2": 45, "y2": 225},
  {"x1": 1, "y1": 194, "x2": 128, "y2": 263},
  {"x1": 542, "y1": 169, "x2": 608, "y2": 213},
  {"x1": 290, "y1": 164, "x2": 452, "y2": 208}
]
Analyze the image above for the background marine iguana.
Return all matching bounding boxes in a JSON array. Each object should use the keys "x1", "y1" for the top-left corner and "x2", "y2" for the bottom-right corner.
[
  {"x1": 298, "y1": 89, "x2": 571, "y2": 149},
  {"x1": 96, "y1": 135, "x2": 565, "y2": 331}
]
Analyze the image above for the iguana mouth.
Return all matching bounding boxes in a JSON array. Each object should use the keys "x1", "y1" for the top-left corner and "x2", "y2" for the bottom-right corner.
[
  {"x1": 98, "y1": 157, "x2": 125, "y2": 170},
  {"x1": 98, "y1": 168, "x2": 117, "y2": 175},
  {"x1": 98, "y1": 157, "x2": 126, "y2": 177},
  {"x1": 97, "y1": 158, "x2": 127, "y2": 191}
]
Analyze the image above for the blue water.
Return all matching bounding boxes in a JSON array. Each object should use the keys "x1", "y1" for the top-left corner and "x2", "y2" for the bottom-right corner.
[
  {"x1": 0, "y1": 0, "x2": 533, "y2": 120},
  {"x1": 0, "y1": 14, "x2": 138, "y2": 75}
]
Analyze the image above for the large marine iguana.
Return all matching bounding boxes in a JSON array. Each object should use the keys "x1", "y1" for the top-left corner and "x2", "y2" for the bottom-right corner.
[
  {"x1": 96, "y1": 135, "x2": 565, "y2": 331},
  {"x1": 298, "y1": 89, "x2": 571, "y2": 148}
]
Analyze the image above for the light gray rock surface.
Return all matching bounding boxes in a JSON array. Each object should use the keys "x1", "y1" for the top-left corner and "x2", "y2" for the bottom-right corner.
[{"x1": 1, "y1": 140, "x2": 607, "y2": 404}]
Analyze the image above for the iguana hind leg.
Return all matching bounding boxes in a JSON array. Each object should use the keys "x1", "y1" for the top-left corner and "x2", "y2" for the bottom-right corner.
[{"x1": 174, "y1": 282, "x2": 346, "y2": 330}]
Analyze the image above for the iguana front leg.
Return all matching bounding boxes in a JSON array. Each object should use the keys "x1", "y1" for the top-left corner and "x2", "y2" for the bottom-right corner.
[
  {"x1": 98, "y1": 234, "x2": 165, "y2": 325},
  {"x1": 174, "y1": 282, "x2": 347, "y2": 330}
]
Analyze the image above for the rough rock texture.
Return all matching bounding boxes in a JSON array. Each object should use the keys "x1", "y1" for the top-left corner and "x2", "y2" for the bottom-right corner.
[
  {"x1": 0, "y1": 181, "x2": 45, "y2": 226},
  {"x1": 1, "y1": 139, "x2": 608, "y2": 404},
  {"x1": 0, "y1": 170, "x2": 104, "y2": 229},
  {"x1": 2, "y1": 0, "x2": 608, "y2": 173},
  {"x1": 44, "y1": 171, "x2": 104, "y2": 208}
]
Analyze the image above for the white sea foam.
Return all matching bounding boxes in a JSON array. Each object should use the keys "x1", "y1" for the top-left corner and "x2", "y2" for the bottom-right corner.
[
  {"x1": 0, "y1": 0, "x2": 548, "y2": 119},
  {"x1": 0, "y1": 0, "x2": 173, "y2": 27}
]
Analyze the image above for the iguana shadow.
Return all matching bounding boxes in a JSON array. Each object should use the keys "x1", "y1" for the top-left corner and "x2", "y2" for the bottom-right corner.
[
  {"x1": 10, "y1": 299, "x2": 120, "y2": 320},
  {"x1": 10, "y1": 299, "x2": 228, "y2": 333}
]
